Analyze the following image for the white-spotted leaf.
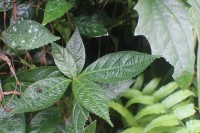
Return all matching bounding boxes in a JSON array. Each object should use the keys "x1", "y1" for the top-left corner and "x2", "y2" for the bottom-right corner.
[{"x1": 2, "y1": 20, "x2": 60, "y2": 50}]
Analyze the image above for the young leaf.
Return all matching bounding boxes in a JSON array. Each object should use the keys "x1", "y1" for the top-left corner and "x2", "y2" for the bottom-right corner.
[
  {"x1": 100, "y1": 79, "x2": 134, "y2": 100},
  {"x1": 74, "y1": 16, "x2": 108, "y2": 37},
  {"x1": 186, "y1": 120, "x2": 200, "y2": 132},
  {"x1": 42, "y1": 0, "x2": 74, "y2": 25},
  {"x1": 142, "y1": 78, "x2": 161, "y2": 94},
  {"x1": 144, "y1": 114, "x2": 179, "y2": 133},
  {"x1": 73, "y1": 78, "x2": 113, "y2": 126},
  {"x1": 173, "y1": 104, "x2": 196, "y2": 120},
  {"x1": 73, "y1": 100, "x2": 89, "y2": 133},
  {"x1": 161, "y1": 90, "x2": 194, "y2": 109},
  {"x1": 2, "y1": 20, "x2": 60, "y2": 50},
  {"x1": 109, "y1": 101, "x2": 135, "y2": 126},
  {"x1": 84, "y1": 120, "x2": 97, "y2": 133},
  {"x1": 28, "y1": 107, "x2": 61, "y2": 133},
  {"x1": 135, "y1": 104, "x2": 167, "y2": 120},
  {"x1": 66, "y1": 29, "x2": 85, "y2": 74},
  {"x1": 11, "y1": 77, "x2": 71, "y2": 113},
  {"x1": 81, "y1": 51, "x2": 159, "y2": 83},
  {"x1": 135, "y1": 0, "x2": 195, "y2": 89},
  {"x1": 52, "y1": 43, "x2": 77, "y2": 78}
]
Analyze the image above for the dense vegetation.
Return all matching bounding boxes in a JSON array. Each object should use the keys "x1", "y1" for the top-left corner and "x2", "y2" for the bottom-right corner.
[{"x1": 0, "y1": 0, "x2": 200, "y2": 133}]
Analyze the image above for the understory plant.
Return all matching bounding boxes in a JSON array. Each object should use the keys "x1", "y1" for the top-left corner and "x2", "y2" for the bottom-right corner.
[{"x1": 0, "y1": 0, "x2": 200, "y2": 133}]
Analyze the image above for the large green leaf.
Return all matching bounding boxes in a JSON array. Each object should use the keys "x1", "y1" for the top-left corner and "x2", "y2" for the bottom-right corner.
[
  {"x1": 73, "y1": 78, "x2": 113, "y2": 126},
  {"x1": 100, "y1": 79, "x2": 134, "y2": 100},
  {"x1": 66, "y1": 29, "x2": 85, "y2": 74},
  {"x1": 81, "y1": 51, "x2": 158, "y2": 83},
  {"x1": 84, "y1": 120, "x2": 97, "y2": 133},
  {"x1": 134, "y1": 0, "x2": 195, "y2": 89},
  {"x1": 52, "y1": 43, "x2": 77, "y2": 78},
  {"x1": 65, "y1": 116, "x2": 75, "y2": 133},
  {"x1": 74, "y1": 16, "x2": 108, "y2": 37},
  {"x1": 2, "y1": 20, "x2": 60, "y2": 50},
  {"x1": 73, "y1": 100, "x2": 89, "y2": 133},
  {"x1": 42, "y1": 0, "x2": 73, "y2": 25},
  {"x1": 10, "y1": 77, "x2": 71, "y2": 113},
  {"x1": 28, "y1": 107, "x2": 61, "y2": 133}
]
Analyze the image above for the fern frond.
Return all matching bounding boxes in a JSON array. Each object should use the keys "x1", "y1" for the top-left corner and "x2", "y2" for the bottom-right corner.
[
  {"x1": 161, "y1": 90, "x2": 194, "y2": 109},
  {"x1": 185, "y1": 120, "x2": 200, "y2": 132},
  {"x1": 153, "y1": 82, "x2": 178, "y2": 101},
  {"x1": 135, "y1": 104, "x2": 166, "y2": 120},
  {"x1": 144, "y1": 114, "x2": 180, "y2": 133},
  {"x1": 173, "y1": 104, "x2": 196, "y2": 120},
  {"x1": 142, "y1": 78, "x2": 161, "y2": 95},
  {"x1": 123, "y1": 89, "x2": 142, "y2": 99},
  {"x1": 125, "y1": 95, "x2": 154, "y2": 108},
  {"x1": 109, "y1": 101, "x2": 135, "y2": 126}
]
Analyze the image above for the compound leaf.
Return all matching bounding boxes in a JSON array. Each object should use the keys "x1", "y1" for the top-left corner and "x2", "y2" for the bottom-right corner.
[
  {"x1": 66, "y1": 29, "x2": 85, "y2": 74},
  {"x1": 2, "y1": 20, "x2": 60, "y2": 50},
  {"x1": 42, "y1": 0, "x2": 73, "y2": 25},
  {"x1": 73, "y1": 78, "x2": 113, "y2": 126},
  {"x1": 29, "y1": 107, "x2": 61, "y2": 133},
  {"x1": 52, "y1": 43, "x2": 77, "y2": 78},
  {"x1": 11, "y1": 77, "x2": 71, "y2": 113},
  {"x1": 135, "y1": 0, "x2": 195, "y2": 89},
  {"x1": 82, "y1": 51, "x2": 159, "y2": 83}
]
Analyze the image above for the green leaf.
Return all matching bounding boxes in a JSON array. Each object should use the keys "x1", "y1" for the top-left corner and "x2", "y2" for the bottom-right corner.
[
  {"x1": 66, "y1": 29, "x2": 85, "y2": 74},
  {"x1": 2, "y1": 20, "x2": 60, "y2": 50},
  {"x1": 135, "y1": 104, "x2": 167, "y2": 120},
  {"x1": 29, "y1": 107, "x2": 61, "y2": 133},
  {"x1": 73, "y1": 100, "x2": 89, "y2": 133},
  {"x1": 11, "y1": 77, "x2": 71, "y2": 113},
  {"x1": 109, "y1": 101, "x2": 135, "y2": 126},
  {"x1": 142, "y1": 78, "x2": 161, "y2": 94},
  {"x1": 10, "y1": 2, "x2": 34, "y2": 25},
  {"x1": 173, "y1": 104, "x2": 196, "y2": 120},
  {"x1": 0, "y1": 109, "x2": 25, "y2": 133},
  {"x1": 52, "y1": 43, "x2": 77, "y2": 78},
  {"x1": 54, "y1": 22, "x2": 71, "y2": 43},
  {"x1": 100, "y1": 79, "x2": 134, "y2": 100},
  {"x1": 153, "y1": 82, "x2": 178, "y2": 101},
  {"x1": 65, "y1": 116, "x2": 75, "y2": 133},
  {"x1": 121, "y1": 127, "x2": 143, "y2": 133},
  {"x1": 42, "y1": 0, "x2": 74, "y2": 25},
  {"x1": 73, "y1": 78, "x2": 113, "y2": 126},
  {"x1": 144, "y1": 114, "x2": 179, "y2": 133},
  {"x1": 74, "y1": 16, "x2": 108, "y2": 37},
  {"x1": 81, "y1": 51, "x2": 159, "y2": 83},
  {"x1": 3, "y1": 66, "x2": 62, "y2": 92},
  {"x1": 126, "y1": 95, "x2": 155, "y2": 108},
  {"x1": 161, "y1": 90, "x2": 194, "y2": 109},
  {"x1": 0, "y1": 0, "x2": 22, "y2": 12},
  {"x1": 135, "y1": 0, "x2": 195, "y2": 89},
  {"x1": 84, "y1": 120, "x2": 97, "y2": 133},
  {"x1": 186, "y1": 120, "x2": 200, "y2": 132}
]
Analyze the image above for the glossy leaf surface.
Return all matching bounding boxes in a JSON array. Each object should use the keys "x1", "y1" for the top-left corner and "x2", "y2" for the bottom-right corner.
[
  {"x1": 73, "y1": 100, "x2": 89, "y2": 133},
  {"x1": 73, "y1": 78, "x2": 113, "y2": 126},
  {"x1": 2, "y1": 20, "x2": 60, "y2": 50},
  {"x1": 135, "y1": 0, "x2": 195, "y2": 89},
  {"x1": 52, "y1": 43, "x2": 77, "y2": 78},
  {"x1": 11, "y1": 77, "x2": 71, "y2": 113},
  {"x1": 82, "y1": 51, "x2": 159, "y2": 83},
  {"x1": 42, "y1": 0, "x2": 73, "y2": 25},
  {"x1": 29, "y1": 107, "x2": 61, "y2": 133},
  {"x1": 66, "y1": 29, "x2": 85, "y2": 74},
  {"x1": 74, "y1": 16, "x2": 108, "y2": 37}
]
